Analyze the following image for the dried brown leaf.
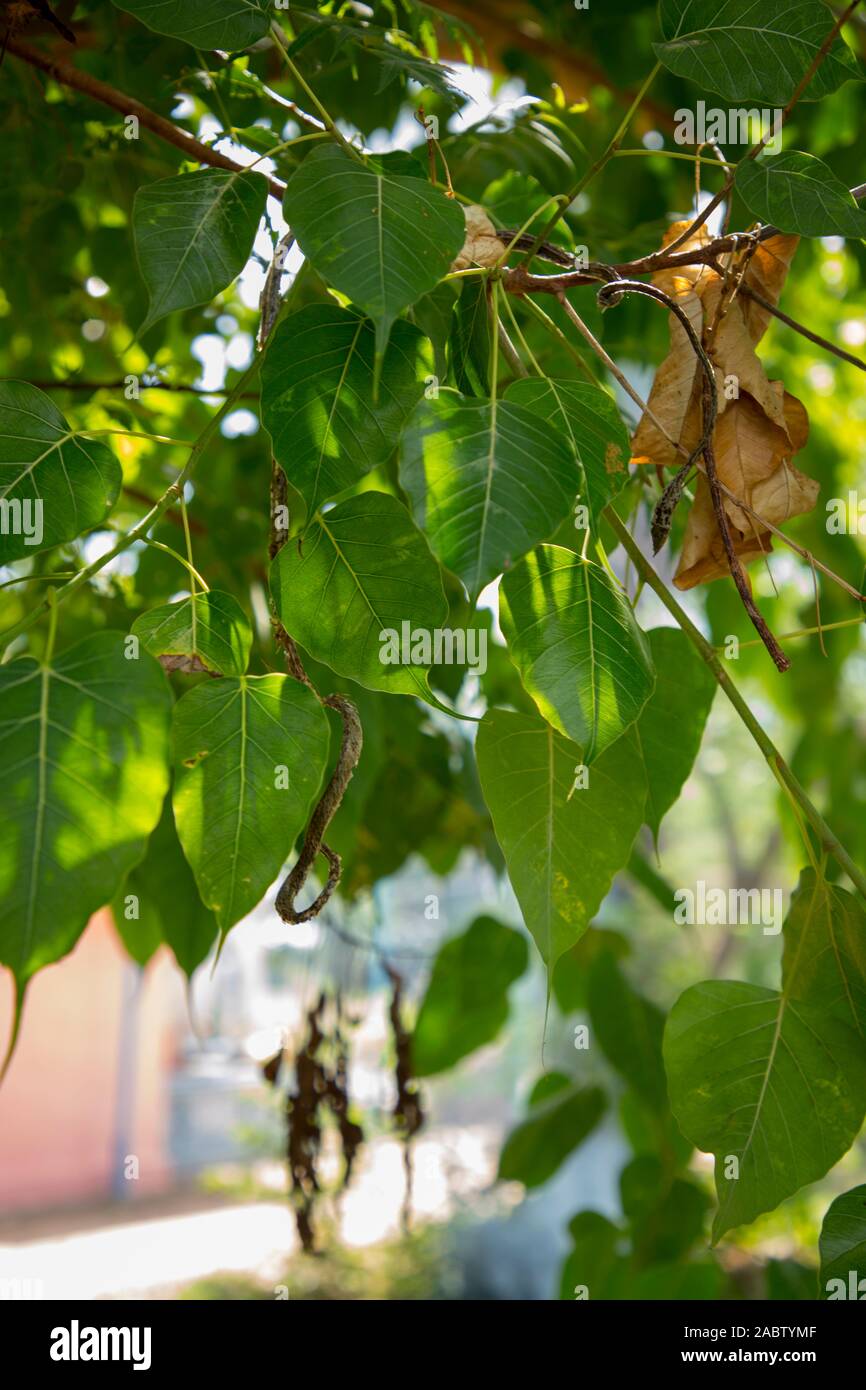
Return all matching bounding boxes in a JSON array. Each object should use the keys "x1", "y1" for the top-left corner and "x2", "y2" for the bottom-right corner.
[
  {"x1": 674, "y1": 391, "x2": 817, "y2": 588},
  {"x1": 741, "y1": 234, "x2": 800, "y2": 343},
  {"x1": 630, "y1": 221, "x2": 718, "y2": 469},
  {"x1": 633, "y1": 225, "x2": 817, "y2": 590},
  {"x1": 451, "y1": 204, "x2": 503, "y2": 271}
]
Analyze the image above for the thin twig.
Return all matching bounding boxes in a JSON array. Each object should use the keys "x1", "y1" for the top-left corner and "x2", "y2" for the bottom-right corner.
[
  {"x1": 555, "y1": 293, "x2": 671, "y2": 432},
  {"x1": 723, "y1": 616, "x2": 864, "y2": 650},
  {"x1": 739, "y1": 285, "x2": 866, "y2": 373},
  {"x1": 609, "y1": 515, "x2": 866, "y2": 898},
  {"x1": 497, "y1": 317, "x2": 527, "y2": 378},
  {"x1": 16, "y1": 378, "x2": 261, "y2": 397},
  {"x1": 255, "y1": 238, "x2": 364, "y2": 926},
  {"x1": 269, "y1": 20, "x2": 363, "y2": 163},
  {"x1": 258, "y1": 231, "x2": 296, "y2": 350},
  {"x1": 520, "y1": 62, "x2": 662, "y2": 261},
  {"x1": 714, "y1": 479, "x2": 866, "y2": 603}
]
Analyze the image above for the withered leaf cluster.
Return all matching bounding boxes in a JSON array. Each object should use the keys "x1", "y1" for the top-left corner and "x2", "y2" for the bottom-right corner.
[
  {"x1": 631, "y1": 223, "x2": 818, "y2": 589},
  {"x1": 262, "y1": 975, "x2": 425, "y2": 1252},
  {"x1": 263, "y1": 993, "x2": 363, "y2": 1254}
]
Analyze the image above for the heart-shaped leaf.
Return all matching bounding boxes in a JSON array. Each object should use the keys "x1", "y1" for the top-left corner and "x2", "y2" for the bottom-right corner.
[
  {"x1": 399, "y1": 395, "x2": 578, "y2": 599},
  {"x1": 655, "y1": 0, "x2": 860, "y2": 105},
  {"x1": 476, "y1": 710, "x2": 647, "y2": 968},
  {"x1": 500, "y1": 545, "x2": 655, "y2": 762},
  {"x1": 503, "y1": 378, "x2": 630, "y2": 530},
  {"x1": 737, "y1": 151, "x2": 866, "y2": 238},
  {"x1": 172, "y1": 676, "x2": 330, "y2": 936},
  {"x1": 260, "y1": 305, "x2": 433, "y2": 518},
  {"x1": 0, "y1": 380, "x2": 121, "y2": 565},
  {"x1": 665, "y1": 976, "x2": 866, "y2": 1241},
  {"x1": 134, "y1": 169, "x2": 268, "y2": 335},
  {"x1": 665, "y1": 871, "x2": 866, "y2": 1242},
  {"x1": 270, "y1": 491, "x2": 447, "y2": 698},
  {"x1": 283, "y1": 144, "x2": 466, "y2": 365},
  {"x1": 113, "y1": 0, "x2": 271, "y2": 50},
  {"x1": 781, "y1": 868, "x2": 866, "y2": 1039},
  {"x1": 132, "y1": 590, "x2": 252, "y2": 677},
  {"x1": 0, "y1": 633, "x2": 171, "y2": 988}
]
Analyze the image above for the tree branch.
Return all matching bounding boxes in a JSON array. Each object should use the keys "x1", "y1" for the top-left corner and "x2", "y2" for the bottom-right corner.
[
  {"x1": 608, "y1": 513, "x2": 866, "y2": 899},
  {"x1": 6, "y1": 38, "x2": 287, "y2": 200},
  {"x1": 738, "y1": 285, "x2": 866, "y2": 373},
  {"x1": 499, "y1": 180, "x2": 866, "y2": 296}
]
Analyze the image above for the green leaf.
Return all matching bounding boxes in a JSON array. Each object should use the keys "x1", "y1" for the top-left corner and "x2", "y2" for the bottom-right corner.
[
  {"x1": 665, "y1": 873, "x2": 866, "y2": 1243},
  {"x1": 269, "y1": 492, "x2": 447, "y2": 698},
  {"x1": 628, "y1": 1261, "x2": 723, "y2": 1300},
  {"x1": 260, "y1": 305, "x2": 433, "y2": 518},
  {"x1": 476, "y1": 710, "x2": 647, "y2": 968},
  {"x1": 736, "y1": 151, "x2": 866, "y2": 238},
  {"x1": 664, "y1": 979, "x2": 866, "y2": 1242},
  {"x1": 781, "y1": 868, "x2": 866, "y2": 1040},
  {"x1": 172, "y1": 675, "x2": 330, "y2": 936},
  {"x1": 114, "y1": 797, "x2": 218, "y2": 977},
  {"x1": 450, "y1": 279, "x2": 492, "y2": 397},
  {"x1": 482, "y1": 172, "x2": 574, "y2": 248},
  {"x1": 503, "y1": 378, "x2": 630, "y2": 531},
  {"x1": 134, "y1": 169, "x2": 268, "y2": 335},
  {"x1": 368, "y1": 43, "x2": 466, "y2": 109},
  {"x1": 528, "y1": 1071, "x2": 572, "y2": 1105},
  {"x1": 655, "y1": 0, "x2": 860, "y2": 106},
  {"x1": 0, "y1": 634, "x2": 171, "y2": 988},
  {"x1": 634, "y1": 627, "x2": 716, "y2": 844},
  {"x1": 498, "y1": 1084, "x2": 607, "y2": 1187},
  {"x1": 112, "y1": 894, "x2": 164, "y2": 968},
  {"x1": 112, "y1": 0, "x2": 271, "y2": 50},
  {"x1": 620, "y1": 1156, "x2": 709, "y2": 1263},
  {"x1": 413, "y1": 915, "x2": 528, "y2": 1076},
  {"x1": 819, "y1": 1184, "x2": 866, "y2": 1300},
  {"x1": 559, "y1": 1211, "x2": 625, "y2": 1300},
  {"x1": 500, "y1": 546, "x2": 655, "y2": 761},
  {"x1": 399, "y1": 396, "x2": 578, "y2": 600},
  {"x1": 588, "y1": 954, "x2": 668, "y2": 1112},
  {"x1": 553, "y1": 926, "x2": 630, "y2": 1015},
  {"x1": 282, "y1": 144, "x2": 465, "y2": 365},
  {"x1": 132, "y1": 590, "x2": 253, "y2": 677},
  {"x1": 765, "y1": 1258, "x2": 819, "y2": 1301},
  {"x1": 408, "y1": 282, "x2": 458, "y2": 382},
  {"x1": 0, "y1": 380, "x2": 121, "y2": 564}
]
